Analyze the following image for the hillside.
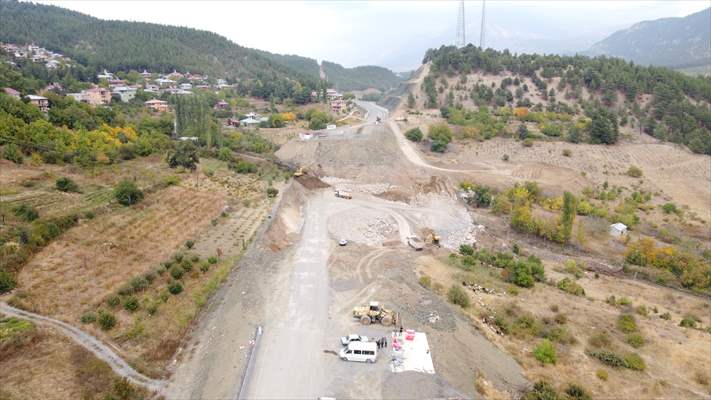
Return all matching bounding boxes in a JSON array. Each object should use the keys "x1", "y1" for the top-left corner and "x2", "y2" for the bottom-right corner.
[
  {"x1": 321, "y1": 61, "x2": 402, "y2": 91},
  {"x1": 419, "y1": 45, "x2": 711, "y2": 155},
  {"x1": 586, "y1": 8, "x2": 711, "y2": 70},
  {"x1": 0, "y1": 1, "x2": 400, "y2": 94}
]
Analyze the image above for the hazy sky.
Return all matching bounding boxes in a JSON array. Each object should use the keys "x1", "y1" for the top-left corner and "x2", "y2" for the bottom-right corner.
[{"x1": 35, "y1": 0, "x2": 710, "y2": 71}]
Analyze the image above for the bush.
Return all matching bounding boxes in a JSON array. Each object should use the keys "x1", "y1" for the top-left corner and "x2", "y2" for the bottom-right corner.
[
  {"x1": 562, "y1": 149, "x2": 572, "y2": 157},
  {"x1": 533, "y1": 339, "x2": 557, "y2": 364},
  {"x1": 129, "y1": 276, "x2": 149, "y2": 292},
  {"x1": 626, "y1": 333, "x2": 645, "y2": 348},
  {"x1": 107, "y1": 295, "x2": 121, "y2": 308},
  {"x1": 588, "y1": 350, "x2": 627, "y2": 368},
  {"x1": 117, "y1": 284, "x2": 133, "y2": 296},
  {"x1": 661, "y1": 202, "x2": 678, "y2": 214},
  {"x1": 428, "y1": 124, "x2": 452, "y2": 153},
  {"x1": 502, "y1": 154, "x2": 510, "y2": 162},
  {"x1": 12, "y1": 204, "x2": 39, "y2": 222},
  {"x1": 557, "y1": 278, "x2": 585, "y2": 296},
  {"x1": 418, "y1": 275, "x2": 432, "y2": 288},
  {"x1": 168, "y1": 280, "x2": 183, "y2": 295},
  {"x1": 170, "y1": 265, "x2": 185, "y2": 280},
  {"x1": 660, "y1": 312, "x2": 671, "y2": 320},
  {"x1": 596, "y1": 369, "x2": 608, "y2": 381},
  {"x1": 208, "y1": 256, "x2": 218, "y2": 264},
  {"x1": 624, "y1": 352, "x2": 646, "y2": 370},
  {"x1": 174, "y1": 253, "x2": 184, "y2": 262},
  {"x1": 680, "y1": 315, "x2": 698, "y2": 328},
  {"x1": 617, "y1": 314, "x2": 638, "y2": 333},
  {"x1": 523, "y1": 138, "x2": 533, "y2": 147},
  {"x1": 3, "y1": 143, "x2": 23, "y2": 164},
  {"x1": 405, "y1": 127, "x2": 423, "y2": 142},
  {"x1": 626, "y1": 166, "x2": 643, "y2": 178},
  {"x1": 185, "y1": 240, "x2": 195, "y2": 249},
  {"x1": 199, "y1": 262, "x2": 210, "y2": 273},
  {"x1": 447, "y1": 284, "x2": 470, "y2": 308},
  {"x1": 565, "y1": 384, "x2": 592, "y2": 400},
  {"x1": 459, "y1": 244, "x2": 474, "y2": 256},
  {"x1": 97, "y1": 311, "x2": 117, "y2": 331},
  {"x1": 0, "y1": 270, "x2": 17, "y2": 294},
  {"x1": 523, "y1": 381, "x2": 558, "y2": 400},
  {"x1": 114, "y1": 180, "x2": 143, "y2": 206},
  {"x1": 80, "y1": 312, "x2": 96, "y2": 324},
  {"x1": 55, "y1": 177, "x2": 80, "y2": 192},
  {"x1": 181, "y1": 259, "x2": 193, "y2": 272},
  {"x1": 267, "y1": 187, "x2": 279, "y2": 198},
  {"x1": 143, "y1": 271, "x2": 156, "y2": 283},
  {"x1": 123, "y1": 296, "x2": 139, "y2": 312}
]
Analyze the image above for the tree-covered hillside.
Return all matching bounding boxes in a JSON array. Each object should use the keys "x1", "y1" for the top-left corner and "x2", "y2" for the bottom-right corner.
[
  {"x1": 322, "y1": 61, "x2": 402, "y2": 91},
  {"x1": 422, "y1": 45, "x2": 711, "y2": 154},
  {"x1": 587, "y1": 8, "x2": 711, "y2": 70}
]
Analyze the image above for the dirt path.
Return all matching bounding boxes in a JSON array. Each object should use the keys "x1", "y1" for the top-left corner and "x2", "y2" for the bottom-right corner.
[{"x1": 0, "y1": 302, "x2": 164, "y2": 392}]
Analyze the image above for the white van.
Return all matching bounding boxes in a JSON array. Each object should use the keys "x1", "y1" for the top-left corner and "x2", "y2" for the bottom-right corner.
[{"x1": 339, "y1": 341, "x2": 377, "y2": 363}]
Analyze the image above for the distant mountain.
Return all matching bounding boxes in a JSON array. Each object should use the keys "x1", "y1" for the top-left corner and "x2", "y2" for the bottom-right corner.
[
  {"x1": 0, "y1": 1, "x2": 400, "y2": 94},
  {"x1": 321, "y1": 62, "x2": 401, "y2": 92},
  {"x1": 586, "y1": 8, "x2": 711, "y2": 69}
]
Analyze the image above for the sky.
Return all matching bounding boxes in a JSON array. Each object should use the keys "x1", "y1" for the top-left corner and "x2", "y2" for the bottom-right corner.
[{"x1": 35, "y1": 0, "x2": 710, "y2": 71}]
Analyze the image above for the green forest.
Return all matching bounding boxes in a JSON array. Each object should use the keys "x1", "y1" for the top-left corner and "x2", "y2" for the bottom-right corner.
[{"x1": 422, "y1": 45, "x2": 711, "y2": 154}]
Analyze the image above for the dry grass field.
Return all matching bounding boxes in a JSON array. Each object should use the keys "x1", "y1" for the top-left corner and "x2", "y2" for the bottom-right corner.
[{"x1": 416, "y1": 253, "x2": 711, "y2": 399}]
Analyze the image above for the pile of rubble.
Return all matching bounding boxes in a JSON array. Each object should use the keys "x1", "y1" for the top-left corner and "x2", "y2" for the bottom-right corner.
[
  {"x1": 462, "y1": 281, "x2": 496, "y2": 295},
  {"x1": 322, "y1": 176, "x2": 394, "y2": 195},
  {"x1": 328, "y1": 209, "x2": 397, "y2": 246}
]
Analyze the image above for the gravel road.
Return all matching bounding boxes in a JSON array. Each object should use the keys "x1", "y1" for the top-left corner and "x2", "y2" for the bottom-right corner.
[{"x1": 0, "y1": 302, "x2": 164, "y2": 392}]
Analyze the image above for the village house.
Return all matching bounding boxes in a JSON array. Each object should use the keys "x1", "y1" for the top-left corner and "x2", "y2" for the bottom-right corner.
[
  {"x1": 179, "y1": 83, "x2": 193, "y2": 90},
  {"x1": 214, "y1": 100, "x2": 229, "y2": 110},
  {"x1": 330, "y1": 98, "x2": 346, "y2": 113},
  {"x1": 141, "y1": 69, "x2": 151, "y2": 78},
  {"x1": 83, "y1": 86, "x2": 112, "y2": 106},
  {"x1": 112, "y1": 86, "x2": 137, "y2": 103},
  {"x1": 3, "y1": 87, "x2": 21, "y2": 99},
  {"x1": 239, "y1": 117, "x2": 261, "y2": 129},
  {"x1": 155, "y1": 78, "x2": 176, "y2": 88},
  {"x1": 25, "y1": 94, "x2": 49, "y2": 112},
  {"x1": 144, "y1": 99, "x2": 169, "y2": 113},
  {"x1": 97, "y1": 69, "x2": 114, "y2": 80},
  {"x1": 326, "y1": 88, "x2": 343, "y2": 101}
]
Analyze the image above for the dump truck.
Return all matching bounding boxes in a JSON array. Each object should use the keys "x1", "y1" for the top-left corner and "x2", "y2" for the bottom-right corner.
[
  {"x1": 335, "y1": 190, "x2": 352, "y2": 199},
  {"x1": 353, "y1": 301, "x2": 398, "y2": 326}
]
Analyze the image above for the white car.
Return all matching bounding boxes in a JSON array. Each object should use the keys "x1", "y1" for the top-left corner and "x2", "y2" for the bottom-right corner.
[
  {"x1": 338, "y1": 238, "x2": 348, "y2": 246},
  {"x1": 340, "y1": 334, "x2": 368, "y2": 346}
]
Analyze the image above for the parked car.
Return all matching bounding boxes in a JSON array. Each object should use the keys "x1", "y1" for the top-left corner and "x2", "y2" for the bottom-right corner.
[
  {"x1": 340, "y1": 333, "x2": 368, "y2": 346},
  {"x1": 338, "y1": 238, "x2": 348, "y2": 246},
  {"x1": 339, "y1": 341, "x2": 377, "y2": 363}
]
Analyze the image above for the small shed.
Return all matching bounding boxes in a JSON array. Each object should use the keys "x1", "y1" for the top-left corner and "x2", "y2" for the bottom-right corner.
[{"x1": 609, "y1": 223, "x2": 628, "y2": 237}]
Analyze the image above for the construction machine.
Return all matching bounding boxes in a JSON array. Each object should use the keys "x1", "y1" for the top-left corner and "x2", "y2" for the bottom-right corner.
[
  {"x1": 293, "y1": 167, "x2": 305, "y2": 177},
  {"x1": 427, "y1": 232, "x2": 441, "y2": 247},
  {"x1": 353, "y1": 301, "x2": 398, "y2": 326}
]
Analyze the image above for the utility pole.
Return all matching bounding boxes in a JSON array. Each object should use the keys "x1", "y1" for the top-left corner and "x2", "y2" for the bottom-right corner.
[
  {"x1": 456, "y1": 0, "x2": 466, "y2": 48},
  {"x1": 480, "y1": 0, "x2": 487, "y2": 49}
]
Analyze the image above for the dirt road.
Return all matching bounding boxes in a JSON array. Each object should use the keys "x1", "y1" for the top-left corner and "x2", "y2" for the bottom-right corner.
[{"x1": 0, "y1": 302, "x2": 163, "y2": 392}]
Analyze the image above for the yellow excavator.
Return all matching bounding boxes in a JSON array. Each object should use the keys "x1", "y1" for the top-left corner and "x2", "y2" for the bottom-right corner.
[
  {"x1": 293, "y1": 166, "x2": 305, "y2": 177},
  {"x1": 427, "y1": 232, "x2": 440, "y2": 247}
]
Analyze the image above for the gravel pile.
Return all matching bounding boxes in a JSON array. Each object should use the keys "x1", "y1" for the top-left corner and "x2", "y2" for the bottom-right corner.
[
  {"x1": 327, "y1": 208, "x2": 398, "y2": 246},
  {"x1": 322, "y1": 176, "x2": 394, "y2": 195}
]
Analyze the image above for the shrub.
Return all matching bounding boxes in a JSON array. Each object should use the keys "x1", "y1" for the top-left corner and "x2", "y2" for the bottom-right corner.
[
  {"x1": 523, "y1": 381, "x2": 558, "y2": 400},
  {"x1": 12, "y1": 204, "x2": 39, "y2": 222},
  {"x1": 660, "y1": 312, "x2": 671, "y2": 320},
  {"x1": 168, "y1": 281, "x2": 183, "y2": 295},
  {"x1": 55, "y1": 177, "x2": 80, "y2": 193},
  {"x1": 117, "y1": 284, "x2": 133, "y2": 296},
  {"x1": 0, "y1": 270, "x2": 17, "y2": 294},
  {"x1": 190, "y1": 254, "x2": 200, "y2": 263},
  {"x1": 170, "y1": 265, "x2": 185, "y2": 280},
  {"x1": 661, "y1": 202, "x2": 678, "y2": 214},
  {"x1": 146, "y1": 302, "x2": 159, "y2": 316},
  {"x1": 405, "y1": 128, "x2": 423, "y2": 142},
  {"x1": 596, "y1": 369, "x2": 608, "y2": 381},
  {"x1": 502, "y1": 154, "x2": 510, "y2": 162},
  {"x1": 143, "y1": 271, "x2": 156, "y2": 283},
  {"x1": 123, "y1": 296, "x2": 139, "y2": 312},
  {"x1": 564, "y1": 384, "x2": 592, "y2": 400},
  {"x1": 459, "y1": 244, "x2": 474, "y2": 256},
  {"x1": 588, "y1": 331, "x2": 611, "y2": 348},
  {"x1": 208, "y1": 256, "x2": 218, "y2": 264},
  {"x1": 626, "y1": 166, "x2": 643, "y2": 178},
  {"x1": 267, "y1": 187, "x2": 279, "y2": 198},
  {"x1": 97, "y1": 311, "x2": 117, "y2": 331},
  {"x1": 523, "y1": 138, "x2": 533, "y2": 147},
  {"x1": 185, "y1": 240, "x2": 195, "y2": 249},
  {"x1": 3, "y1": 143, "x2": 23, "y2": 164},
  {"x1": 418, "y1": 275, "x2": 432, "y2": 288},
  {"x1": 199, "y1": 262, "x2": 210, "y2": 273},
  {"x1": 107, "y1": 295, "x2": 121, "y2": 308},
  {"x1": 617, "y1": 314, "x2": 638, "y2": 333},
  {"x1": 533, "y1": 339, "x2": 557, "y2": 364},
  {"x1": 114, "y1": 180, "x2": 143, "y2": 206},
  {"x1": 679, "y1": 315, "x2": 698, "y2": 328},
  {"x1": 129, "y1": 276, "x2": 149, "y2": 292},
  {"x1": 80, "y1": 312, "x2": 96, "y2": 324},
  {"x1": 626, "y1": 333, "x2": 645, "y2": 348},
  {"x1": 557, "y1": 278, "x2": 585, "y2": 296},
  {"x1": 174, "y1": 253, "x2": 184, "y2": 262},
  {"x1": 624, "y1": 352, "x2": 646, "y2": 371},
  {"x1": 447, "y1": 284, "x2": 470, "y2": 308},
  {"x1": 588, "y1": 350, "x2": 626, "y2": 368},
  {"x1": 562, "y1": 149, "x2": 572, "y2": 157}
]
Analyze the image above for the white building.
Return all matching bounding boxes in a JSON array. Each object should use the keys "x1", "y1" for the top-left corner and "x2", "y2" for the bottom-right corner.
[
  {"x1": 609, "y1": 223, "x2": 628, "y2": 237},
  {"x1": 112, "y1": 86, "x2": 137, "y2": 102}
]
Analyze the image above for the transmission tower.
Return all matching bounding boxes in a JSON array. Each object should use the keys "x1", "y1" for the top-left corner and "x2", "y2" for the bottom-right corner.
[
  {"x1": 479, "y1": 0, "x2": 486, "y2": 49},
  {"x1": 456, "y1": 0, "x2": 465, "y2": 48}
]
